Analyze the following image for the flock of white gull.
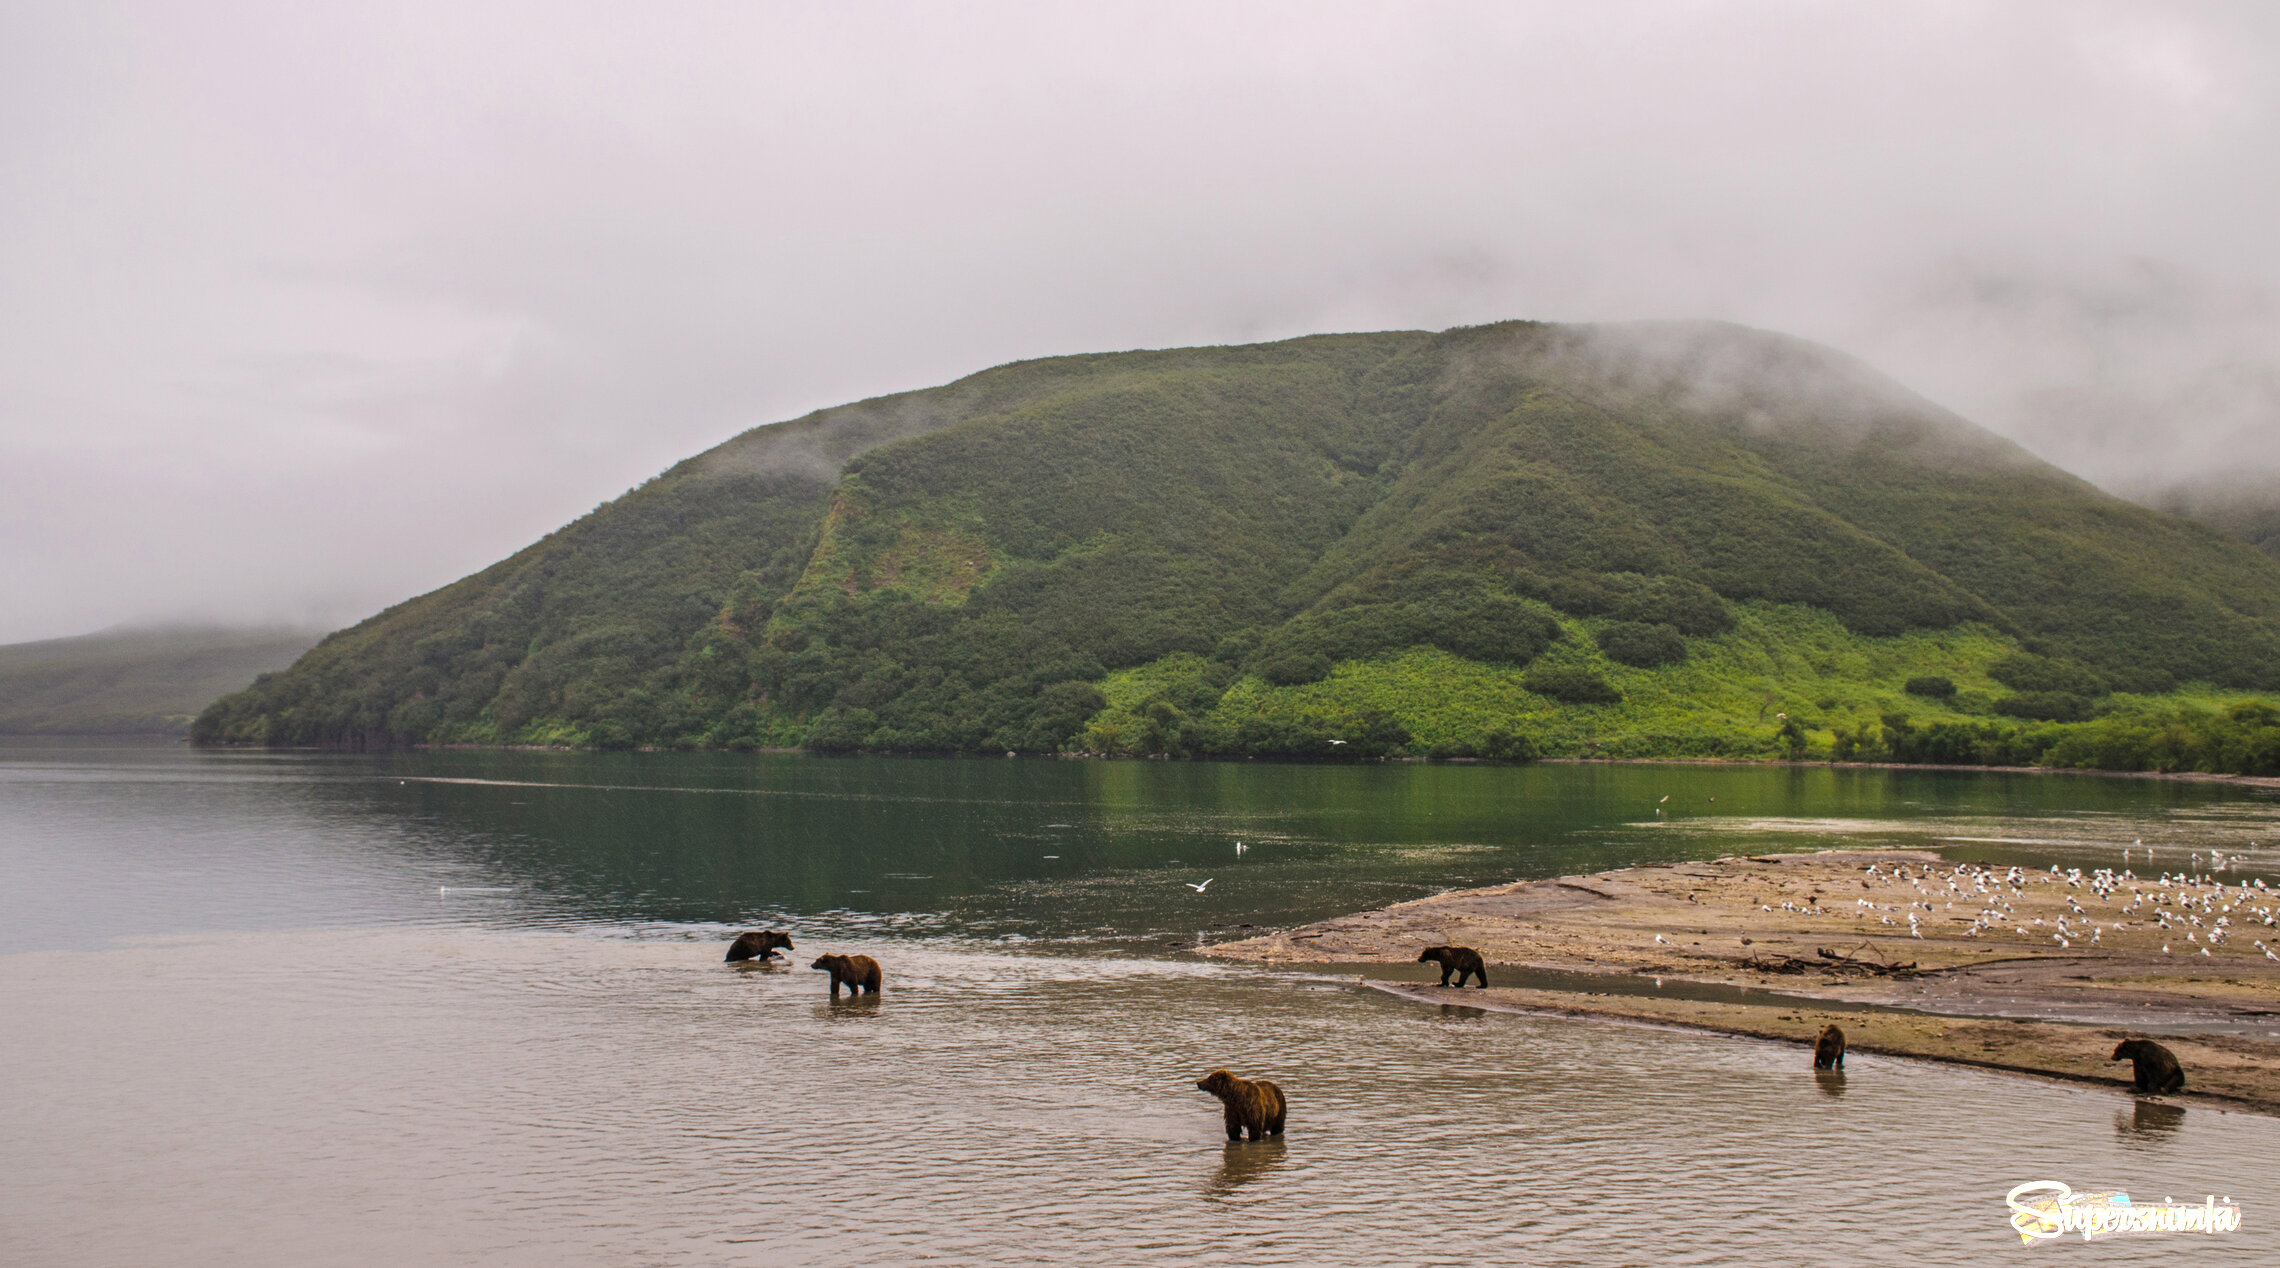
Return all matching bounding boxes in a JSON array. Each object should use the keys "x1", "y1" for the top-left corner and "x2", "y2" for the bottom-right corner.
[{"x1": 1808, "y1": 845, "x2": 2280, "y2": 958}]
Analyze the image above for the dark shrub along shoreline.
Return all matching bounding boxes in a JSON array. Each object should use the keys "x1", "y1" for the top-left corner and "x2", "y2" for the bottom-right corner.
[
  {"x1": 294, "y1": 696, "x2": 2280, "y2": 780},
  {"x1": 1828, "y1": 701, "x2": 2280, "y2": 777}
]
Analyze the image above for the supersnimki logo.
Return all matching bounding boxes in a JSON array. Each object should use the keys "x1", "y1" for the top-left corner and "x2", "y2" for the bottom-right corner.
[{"x1": 2006, "y1": 1181, "x2": 2242, "y2": 1243}]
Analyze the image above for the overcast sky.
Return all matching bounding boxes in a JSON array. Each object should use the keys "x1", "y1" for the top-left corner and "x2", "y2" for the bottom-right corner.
[{"x1": 3, "y1": 2, "x2": 2277, "y2": 643}]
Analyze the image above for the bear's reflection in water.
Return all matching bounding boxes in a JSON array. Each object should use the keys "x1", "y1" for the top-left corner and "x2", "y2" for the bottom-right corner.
[
  {"x1": 1436, "y1": 1004, "x2": 1488, "y2": 1022},
  {"x1": 818, "y1": 994, "x2": 882, "y2": 1021},
  {"x1": 1814, "y1": 1070, "x2": 1847, "y2": 1098},
  {"x1": 1206, "y1": 1139, "x2": 1289, "y2": 1199},
  {"x1": 2117, "y1": 1099, "x2": 2186, "y2": 1140}
]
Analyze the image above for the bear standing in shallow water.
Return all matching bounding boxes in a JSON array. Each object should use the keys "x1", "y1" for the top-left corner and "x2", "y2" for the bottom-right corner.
[
  {"x1": 725, "y1": 931, "x2": 794, "y2": 963},
  {"x1": 1196, "y1": 1069, "x2": 1287, "y2": 1142},
  {"x1": 2111, "y1": 1038, "x2": 2184, "y2": 1094},
  {"x1": 811, "y1": 953, "x2": 882, "y2": 998},
  {"x1": 1813, "y1": 1024, "x2": 1845, "y2": 1070},
  {"x1": 1417, "y1": 945, "x2": 1488, "y2": 988}
]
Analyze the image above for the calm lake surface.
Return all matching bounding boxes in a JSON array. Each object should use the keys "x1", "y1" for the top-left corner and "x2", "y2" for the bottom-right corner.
[{"x1": 6, "y1": 742, "x2": 2278, "y2": 1264}]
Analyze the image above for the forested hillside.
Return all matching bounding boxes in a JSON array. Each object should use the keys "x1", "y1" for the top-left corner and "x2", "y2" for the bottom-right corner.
[{"x1": 194, "y1": 321, "x2": 2280, "y2": 772}]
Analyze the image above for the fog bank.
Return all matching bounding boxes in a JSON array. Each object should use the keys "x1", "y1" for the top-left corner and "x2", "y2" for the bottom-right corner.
[{"x1": 3, "y1": 2, "x2": 2276, "y2": 640}]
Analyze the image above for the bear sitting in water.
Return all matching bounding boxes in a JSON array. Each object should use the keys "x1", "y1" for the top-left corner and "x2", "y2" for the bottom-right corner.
[
  {"x1": 810, "y1": 953, "x2": 882, "y2": 998},
  {"x1": 1417, "y1": 945, "x2": 1488, "y2": 988},
  {"x1": 1813, "y1": 1023, "x2": 1846, "y2": 1070},
  {"x1": 1196, "y1": 1069, "x2": 1287, "y2": 1142},
  {"x1": 725, "y1": 930, "x2": 794, "y2": 963},
  {"x1": 2111, "y1": 1038, "x2": 2184, "y2": 1094}
]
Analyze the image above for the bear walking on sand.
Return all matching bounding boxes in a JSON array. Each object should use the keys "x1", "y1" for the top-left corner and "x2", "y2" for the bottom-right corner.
[
  {"x1": 1196, "y1": 1069, "x2": 1287, "y2": 1142},
  {"x1": 725, "y1": 930, "x2": 794, "y2": 963},
  {"x1": 2111, "y1": 1038, "x2": 2184, "y2": 1094},
  {"x1": 1813, "y1": 1023, "x2": 1846, "y2": 1070},
  {"x1": 1417, "y1": 945, "x2": 1488, "y2": 988},
  {"x1": 810, "y1": 953, "x2": 882, "y2": 998}
]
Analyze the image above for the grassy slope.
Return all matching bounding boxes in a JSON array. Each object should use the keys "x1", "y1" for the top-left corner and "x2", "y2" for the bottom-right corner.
[
  {"x1": 1089, "y1": 604, "x2": 2279, "y2": 762},
  {"x1": 0, "y1": 627, "x2": 321, "y2": 735},
  {"x1": 194, "y1": 320, "x2": 2280, "y2": 768}
]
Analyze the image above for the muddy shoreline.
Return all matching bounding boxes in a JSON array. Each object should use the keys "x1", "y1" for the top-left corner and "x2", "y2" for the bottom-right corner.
[{"x1": 1205, "y1": 848, "x2": 2280, "y2": 1116}]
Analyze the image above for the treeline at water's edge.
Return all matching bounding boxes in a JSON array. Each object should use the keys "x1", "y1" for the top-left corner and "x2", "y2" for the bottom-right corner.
[{"x1": 1839, "y1": 700, "x2": 2280, "y2": 778}]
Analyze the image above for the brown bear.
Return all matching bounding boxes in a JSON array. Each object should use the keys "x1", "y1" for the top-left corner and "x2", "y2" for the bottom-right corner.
[
  {"x1": 810, "y1": 953, "x2": 882, "y2": 998},
  {"x1": 725, "y1": 930, "x2": 794, "y2": 963},
  {"x1": 1196, "y1": 1069, "x2": 1287, "y2": 1142},
  {"x1": 1813, "y1": 1023, "x2": 1846, "y2": 1070},
  {"x1": 1417, "y1": 945, "x2": 1488, "y2": 988},
  {"x1": 2110, "y1": 1038, "x2": 2184, "y2": 1094}
]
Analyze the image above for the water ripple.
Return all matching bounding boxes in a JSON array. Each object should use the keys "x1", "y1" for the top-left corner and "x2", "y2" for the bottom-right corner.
[{"x1": 5, "y1": 927, "x2": 2273, "y2": 1266}]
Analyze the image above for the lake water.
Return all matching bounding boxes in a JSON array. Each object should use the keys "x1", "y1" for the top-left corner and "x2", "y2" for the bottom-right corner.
[{"x1": 5, "y1": 742, "x2": 2278, "y2": 1264}]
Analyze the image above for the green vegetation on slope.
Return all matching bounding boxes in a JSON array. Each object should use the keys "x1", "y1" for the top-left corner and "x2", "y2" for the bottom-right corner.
[
  {"x1": 1078, "y1": 602, "x2": 2280, "y2": 774},
  {"x1": 0, "y1": 626, "x2": 321, "y2": 735},
  {"x1": 196, "y1": 320, "x2": 2280, "y2": 769}
]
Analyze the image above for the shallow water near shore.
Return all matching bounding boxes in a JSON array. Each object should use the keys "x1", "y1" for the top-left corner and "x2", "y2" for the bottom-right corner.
[{"x1": 5, "y1": 742, "x2": 2279, "y2": 1264}]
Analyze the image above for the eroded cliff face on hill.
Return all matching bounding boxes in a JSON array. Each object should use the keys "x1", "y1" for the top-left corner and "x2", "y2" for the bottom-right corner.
[{"x1": 193, "y1": 321, "x2": 2280, "y2": 757}]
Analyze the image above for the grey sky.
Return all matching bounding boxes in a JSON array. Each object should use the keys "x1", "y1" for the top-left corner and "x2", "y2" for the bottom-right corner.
[{"x1": 3, "y1": 2, "x2": 2276, "y2": 642}]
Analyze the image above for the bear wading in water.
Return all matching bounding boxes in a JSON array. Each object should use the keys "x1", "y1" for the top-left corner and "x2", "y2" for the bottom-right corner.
[
  {"x1": 1196, "y1": 1069, "x2": 1287, "y2": 1142},
  {"x1": 810, "y1": 953, "x2": 882, "y2": 998},
  {"x1": 1417, "y1": 945, "x2": 1488, "y2": 988},
  {"x1": 1813, "y1": 1023, "x2": 1846, "y2": 1070},
  {"x1": 725, "y1": 930, "x2": 794, "y2": 963},
  {"x1": 2111, "y1": 1038, "x2": 2184, "y2": 1095}
]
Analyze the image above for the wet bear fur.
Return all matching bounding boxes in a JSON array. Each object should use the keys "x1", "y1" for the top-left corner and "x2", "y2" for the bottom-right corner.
[
  {"x1": 1418, "y1": 944, "x2": 1488, "y2": 988},
  {"x1": 726, "y1": 930, "x2": 795, "y2": 962},
  {"x1": 810, "y1": 953, "x2": 882, "y2": 998},
  {"x1": 1196, "y1": 1069, "x2": 1287, "y2": 1142},
  {"x1": 1813, "y1": 1024, "x2": 1846, "y2": 1070},
  {"x1": 2111, "y1": 1038, "x2": 2184, "y2": 1094}
]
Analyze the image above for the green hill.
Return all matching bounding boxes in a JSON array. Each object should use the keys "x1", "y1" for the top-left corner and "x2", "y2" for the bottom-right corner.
[
  {"x1": 194, "y1": 321, "x2": 2280, "y2": 773},
  {"x1": 1, "y1": 626, "x2": 322, "y2": 735}
]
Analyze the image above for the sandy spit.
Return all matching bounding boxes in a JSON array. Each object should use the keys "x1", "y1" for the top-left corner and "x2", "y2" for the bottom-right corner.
[{"x1": 1203, "y1": 849, "x2": 2280, "y2": 1116}]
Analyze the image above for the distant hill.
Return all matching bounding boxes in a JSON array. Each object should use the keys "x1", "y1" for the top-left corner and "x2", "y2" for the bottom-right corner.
[
  {"x1": 195, "y1": 320, "x2": 2280, "y2": 768},
  {"x1": 1, "y1": 626, "x2": 323, "y2": 735}
]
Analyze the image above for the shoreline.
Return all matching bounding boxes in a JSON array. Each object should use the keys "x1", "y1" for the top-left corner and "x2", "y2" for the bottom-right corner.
[
  {"x1": 171, "y1": 738, "x2": 2280, "y2": 790},
  {"x1": 1532, "y1": 755, "x2": 2280, "y2": 791},
  {"x1": 1204, "y1": 848, "x2": 2280, "y2": 1117},
  {"x1": 1348, "y1": 978, "x2": 2275, "y2": 1116}
]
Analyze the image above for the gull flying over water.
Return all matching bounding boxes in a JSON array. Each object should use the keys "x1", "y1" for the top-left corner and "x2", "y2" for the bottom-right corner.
[{"x1": 1186, "y1": 879, "x2": 1213, "y2": 893}]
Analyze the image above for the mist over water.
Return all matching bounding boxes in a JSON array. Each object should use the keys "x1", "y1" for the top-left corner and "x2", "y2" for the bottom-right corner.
[{"x1": 4, "y1": 742, "x2": 2277, "y2": 1264}]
